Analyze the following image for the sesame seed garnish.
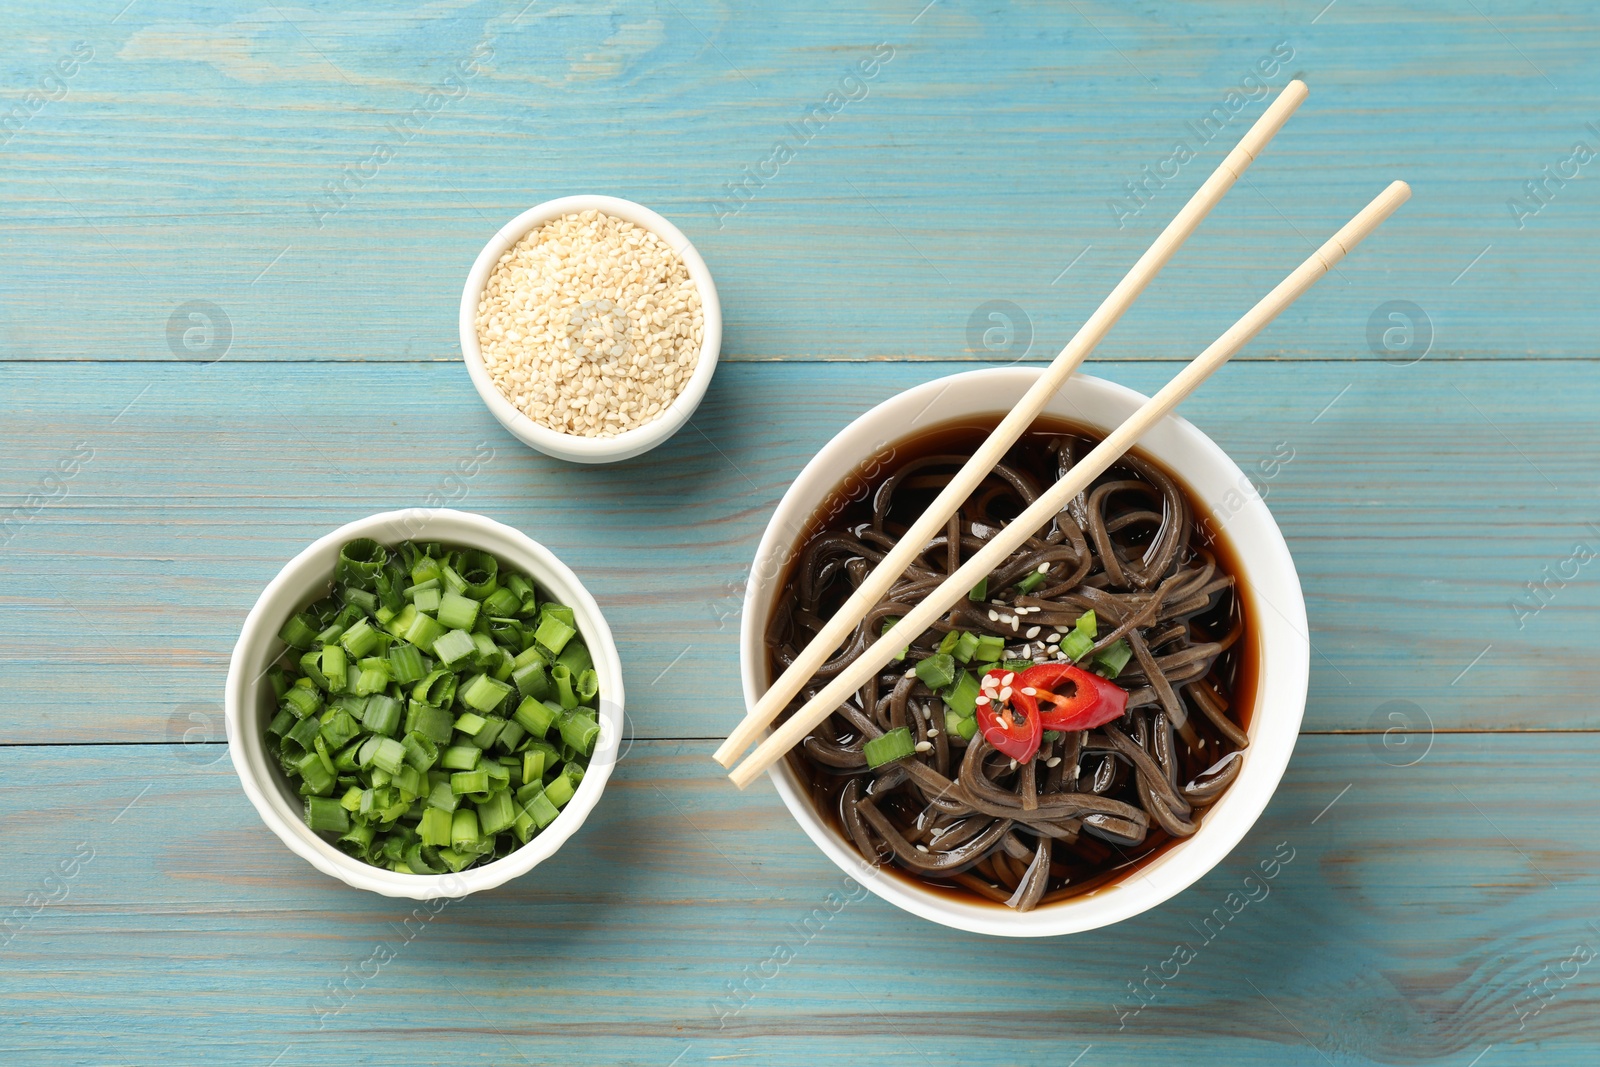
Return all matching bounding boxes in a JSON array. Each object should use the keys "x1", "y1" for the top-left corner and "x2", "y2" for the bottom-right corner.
[
  {"x1": 1008, "y1": 759, "x2": 1018, "y2": 770},
  {"x1": 1026, "y1": 626, "x2": 1040, "y2": 639},
  {"x1": 915, "y1": 844, "x2": 930, "y2": 853},
  {"x1": 1037, "y1": 562, "x2": 1050, "y2": 573},
  {"x1": 1020, "y1": 686, "x2": 1036, "y2": 696},
  {"x1": 1001, "y1": 672, "x2": 1015, "y2": 685},
  {"x1": 1008, "y1": 617, "x2": 1019, "y2": 631},
  {"x1": 987, "y1": 610, "x2": 999, "y2": 622},
  {"x1": 999, "y1": 686, "x2": 1012, "y2": 701},
  {"x1": 927, "y1": 729, "x2": 939, "y2": 737},
  {"x1": 975, "y1": 695, "x2": 990, "y2": 706},
  {"x1": 1046, "y1": 756, "x2": 1063, "y2": 768},
  {"x1": 914, "y1": 741, "x2": 933, "y2": 753}
]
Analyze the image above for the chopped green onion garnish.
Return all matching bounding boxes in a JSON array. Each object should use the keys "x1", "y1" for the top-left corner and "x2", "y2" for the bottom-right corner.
[
  {"x1": 914, "y1": 653, "x2": 956, "y2": 690},
  {"x1": 942, "y1": 671, "x2": 981, "y2": 717},
  {"x1": 1095, "y1": 638, "x2": 1134, "y2": 679},
  {"x1": 973, "y1": 634, "x2": 1006, "y2": 662},
  {"x1": 532, "y1": 612, "x2": 576, "y2": 655},
  {"x1": 1059, "y1": 629, "x2": 1094, "y2": 662},
  {"x1": 863, "y1": 727, "x2": 915, "y2": 769},
  {"x1": 1076, "y1": 610, "x2": 1097, "y2": 638},
  {"x1": 952, "y1": 631, "x2": 979, "y2": 663},
  {"x1": 436, "y1": 591, "x2": 480, "y2": 631},
  {"x1": 968, "y1": 577, "x2": 988, "y2": 601},
  {"x1": 1014, "y1": 571, "x2": 1046, "y2": 594}
]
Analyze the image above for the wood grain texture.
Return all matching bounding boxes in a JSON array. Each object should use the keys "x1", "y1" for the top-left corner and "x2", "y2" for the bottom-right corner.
[
  {"x1": 4, "y1": 1, "x2": 1599, "y2": 1063},
  {"x1": 1, "y1": 737, "x2": 1595, "y2": 1065},
  {"x1": 0, "y1": 1, "x2": 1595, "y2": 364},
  {"x1": 2, "y1": 359, "x2": 1596, "y2": 744}
]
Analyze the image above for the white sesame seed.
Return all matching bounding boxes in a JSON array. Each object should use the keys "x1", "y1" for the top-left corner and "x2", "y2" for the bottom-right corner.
[
  {"x1": 987, "y1": 610, "x2": 999, "y2": 622},
  {"x1": 1008, "y1": 759, "x2": 1018, "y2": 770},
  {"x1": 1001, "y1": 672, "x2": 1015, "y2": 685},
  {"x1": 1037, "y1": 562, "x2": 1050, "y2": 573},
  {"x1": 1026, "y1": 626, "x2": 1040, "y2": 639},
  {"x1": 1046, "y1": 756, "x2": 1062, "y2": 768},
  {"x1": 975, "y1": 695, "x2": 990, "y2": 706},
  {"x1": 999, "y1": 686, "x2": 1012, "y2": 701},
  {"x1": 914, "y1": 741, "x2": 933, "y2": 753},
  {"x1": 1009, "y1": 617, "x2": 1019, "y2": 631},
  {"x1": 1020, "y1": 686, "x2": 1036, "y2": 696},
  {"x1": 915, "y1": 844, "x2": 929, "y2": 853},
  {"x1": 927, "y1": 729, "x2": 939, "y2": 737}
]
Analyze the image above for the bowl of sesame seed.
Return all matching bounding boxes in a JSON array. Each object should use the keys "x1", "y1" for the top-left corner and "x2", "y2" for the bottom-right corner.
[{"x1": 460, "y1": 196, "x2": 722, "y2": 464}]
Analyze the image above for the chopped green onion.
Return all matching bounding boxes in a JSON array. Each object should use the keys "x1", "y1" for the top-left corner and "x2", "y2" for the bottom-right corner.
[
  {"x1": 513, "y1": 658, "x2": 549, "y2": 700},
  {"x1": 483, "y1": 587, "x2": 521, "y2": 618},
  {"x1": 411, "y1": 586, "x2": 442, "y2": 614},
  {"x1": 952, "y1": 715, "x2": 978, "y2": 741},
  {"x1": 557, "y1": 710, "x2": 599, "y2": 757},
  {"x1": 369, "y1": 738, "x2": 407, "y2": 775},
  {"x1": 412, "y1": 669, "x2": 456, "y2": 707},
  {"x1": 1076, "y1": 610, "x2": 1097, "y2": 638},
  {"x1": 441, "y1": 745, "x2": 481, "y2": 771},
  {"x1": 521, "y1": 790, "x2": 559, "y2": 829},
  {"x1": 387, "y1": 643, "x2": 427, "y2": 684},
  {"x1": 450, "y1": 808, "x2": 480, "y2": 851},
  {"x1": 407, "y1": 702, "x2": 455, "y2": 744},
  {"x1": 952, "y1": 631, "x2": 980, "y2": 663},
  {"x1": 968, "y1": 577, "x2": 988, "y2": 601},
  {"x1": 576, "y1": 668, "x2": 599, "y2": 704},
  {"x1": 941, "y1": 671, "x2": 981, "y2": 717},
  {"x1": 973, "y1": 634, "x2": 1006, "y2": 662},
  {"x1": 476, "y1": 790, "x2": 517, "y2": 836},
  {"x1": 402, "y1": 612, "x2": 446, "y2": 654},
  {"x1": 1094, "y1": 638, "x2": 1134, "y2": 679},
  {"x1": 431, "y1": 628, "x2": 477, "y2": 668},
  {"x1": 436, "y1": 591, "x2": 480, "y2": 631},
  {"x1": 361, "y1": 694, "x2": 403, "y2": 738},
  {"x1": 532, "y1": 612, "x2": 576, "y2": 655},
  {"x1": 454, "y1": 712, "x2": 489, "y2": 738},
  {"x1": 555, "y1": 641, "x2": 592, "y2": 675},
  {"x1": 336, "y1": 538, "x2": 387, "y2": 589},
  {"x1": 550, "y1": 664, "x2": 578, "y2": 710},
  {"x1": 451, "y1": 770, "x2": 490, "y2": 798},
  {"x1": 1001, "y1": 659, "x2": 1034, "y2": 672},
  {"x1": 1014, "y1": 570, "x2": 1046, "y2": 595},
  {"x1": 512, "y1": 696, "x2": 558, "y2": 738},
  {"x1": 460, "y1": 673, "x2": 513, "y2": 714},
  {"x1": 278, "y1": 613, "x2": 320, "y2": 650},
  {"x1": 305, "y1": 797, "x2": 350, "y2": 833},
  {"x1": 936, "y1": 630, "x2": 959, "y2": 656},
  {"x1": 914, "y1": 653, "x2": 956, "y2": 690},
  {"x1": 863, "y1": 727, "x2": 915, "y2": 768},
  {"x1": 1059, "y1": 629, "x2": 1094, "y2": 662}
]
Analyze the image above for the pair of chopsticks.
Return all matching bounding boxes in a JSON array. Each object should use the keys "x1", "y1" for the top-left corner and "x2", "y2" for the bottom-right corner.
[{"x1": 720, "y1": 80, "x2": 1408, "y2": 790}]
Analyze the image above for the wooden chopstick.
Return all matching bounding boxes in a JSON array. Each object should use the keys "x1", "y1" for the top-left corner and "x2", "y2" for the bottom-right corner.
[
  {"x1": 729, "y1": 180, "x2": 1412, "y2": 790},
  {"x1": 712, "y1": 79, "x2": 1310, "y2": 769}
]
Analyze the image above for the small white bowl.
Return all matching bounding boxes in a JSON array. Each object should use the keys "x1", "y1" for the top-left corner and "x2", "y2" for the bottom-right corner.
[
  {"x1": 225, "y1": 509, "x2": 626, "y2": 899},
  {"x1": 459, "y1": 195, "x2": 723, "y2": 464},
  {"x1": 739, "y1": 367, "x2": 1310, "y2": 937}
]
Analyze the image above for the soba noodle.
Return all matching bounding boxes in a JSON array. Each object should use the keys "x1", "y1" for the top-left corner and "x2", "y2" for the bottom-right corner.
[{"x1": 766, "y1": 419, "x2": 1253, "y2": 910}]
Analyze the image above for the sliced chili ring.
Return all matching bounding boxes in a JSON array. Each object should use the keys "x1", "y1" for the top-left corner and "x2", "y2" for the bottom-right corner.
[
  {"x1": 1015, "y1": 662, "x2": 1129, "y2": 731},
  {"x1": 974, "y1": 668, "x2": 1042, "y2": 762}
]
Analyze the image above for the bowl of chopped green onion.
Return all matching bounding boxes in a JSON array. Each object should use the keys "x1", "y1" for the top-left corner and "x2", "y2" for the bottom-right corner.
[{"x1": 226, "y1": 509, "x2": 624, "y2": 898}]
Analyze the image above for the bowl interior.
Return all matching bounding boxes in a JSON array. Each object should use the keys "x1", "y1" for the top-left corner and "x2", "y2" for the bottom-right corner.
[
  {"x1": 738, "y1": 368, "x2": 1309, "y2": 937},
  {"x1": 227, "y1": 509, "x2": 625, "y2": 898},
  {"x1": 457, "y1": 195, "x2": 723, "y2": 463}
]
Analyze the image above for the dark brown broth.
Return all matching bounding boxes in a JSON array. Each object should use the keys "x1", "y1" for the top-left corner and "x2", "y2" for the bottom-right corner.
[{"x1": 765, "y1": 414, "x2": 1259, "y2": 907}]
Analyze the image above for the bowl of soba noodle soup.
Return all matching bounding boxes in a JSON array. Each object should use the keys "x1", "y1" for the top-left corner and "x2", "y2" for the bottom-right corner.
[{"x1": 738, "y1": 367, "x2": 1309, "y2": 937}]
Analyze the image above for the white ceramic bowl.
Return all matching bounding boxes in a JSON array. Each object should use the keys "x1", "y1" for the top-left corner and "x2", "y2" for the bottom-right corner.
[
  {"x1": 458, "y1": 195, "x2": 723, "y2": 464},
  {"x1": 739, "y1": 367, "x2": 1309, "y2": 937},
  {"x1": 226, "y1": 509, "x2": 625, "y2": 899}
]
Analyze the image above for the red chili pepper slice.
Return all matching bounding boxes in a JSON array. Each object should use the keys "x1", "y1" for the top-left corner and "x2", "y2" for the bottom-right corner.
[
  {"x1": 974, "y1": 668, "x2": 1042, "y2": 762},
  {"x1": 1014, "y1": 663, "x2": 1129, "y2": 731}
]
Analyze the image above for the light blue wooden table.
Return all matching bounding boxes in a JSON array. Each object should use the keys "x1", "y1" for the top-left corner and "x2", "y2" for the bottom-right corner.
[{"x1": 3, "y1": 1, "x2": 1598, "y2": 1063}]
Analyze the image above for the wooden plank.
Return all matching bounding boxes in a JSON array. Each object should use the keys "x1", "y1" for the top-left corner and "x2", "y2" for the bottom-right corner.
[
  {"x1": 0, "y1": 2, "x2": 1593, "y2": 364},
  {"x1": 0, "y1": 735, "x2": 1594, "y2": 1064},
  {"x1": 3, "y1": 358, "x2": 1596, "y2": 743}
]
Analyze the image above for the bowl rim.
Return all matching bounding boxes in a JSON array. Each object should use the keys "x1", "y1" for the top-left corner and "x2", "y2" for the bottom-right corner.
[
  {"x1": 457, "y1": 194, "x2": 723, "y2": 463},
  {"x1": 738, "y1": 367, "x2": 1310, "y2": 937},
  {"x1": 224, "y1": 508, "x2": 625, "y2": 899}
]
